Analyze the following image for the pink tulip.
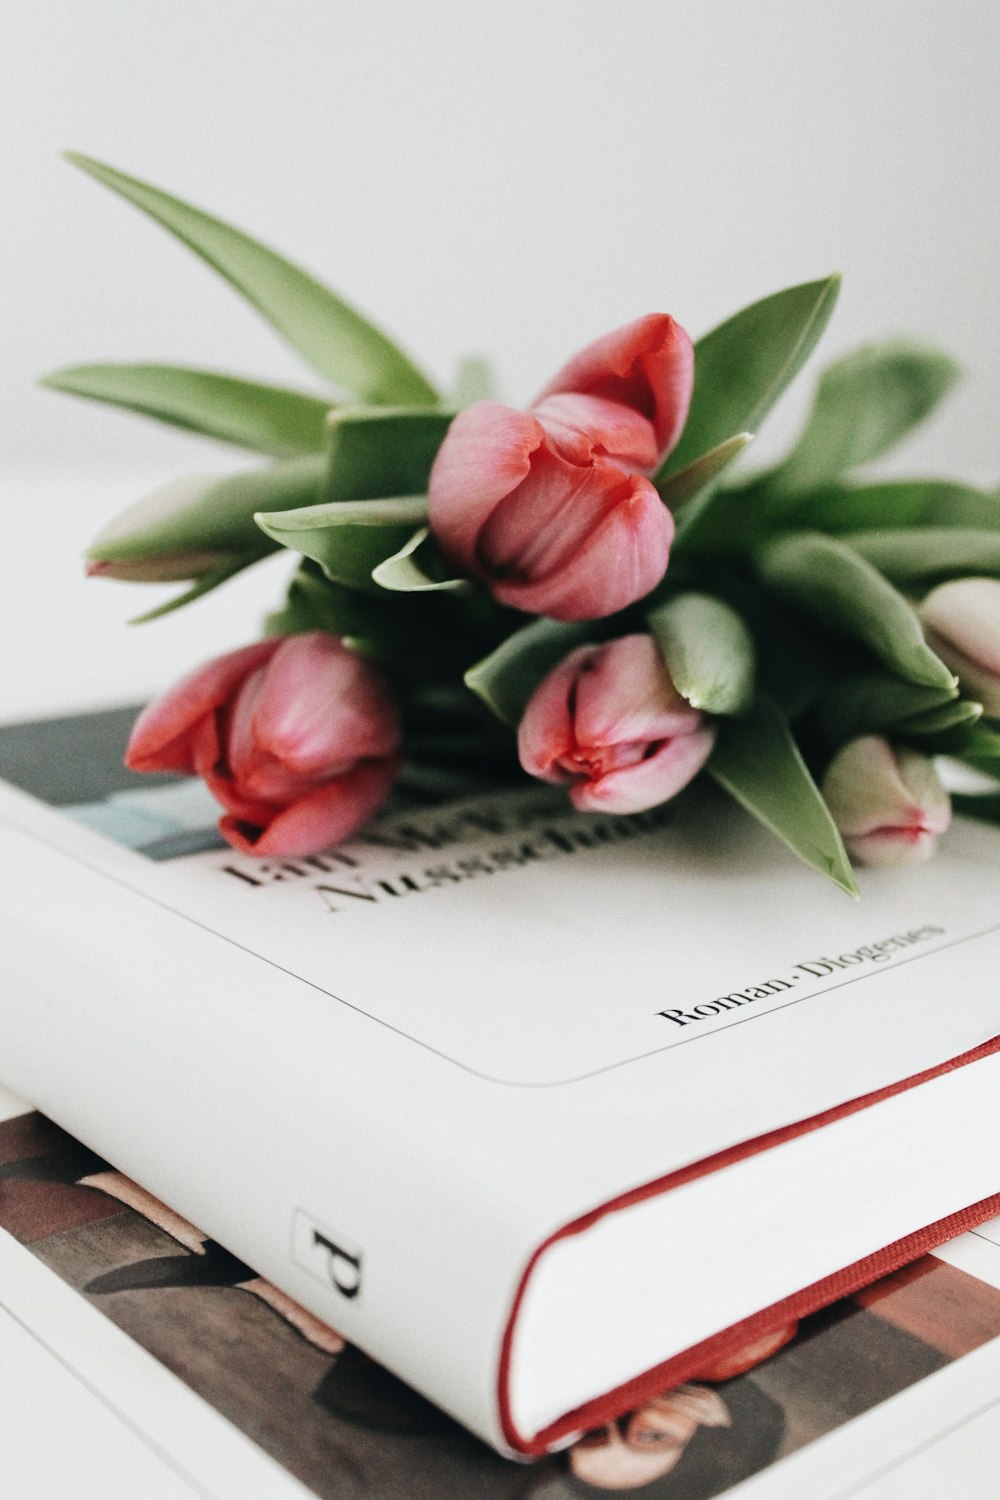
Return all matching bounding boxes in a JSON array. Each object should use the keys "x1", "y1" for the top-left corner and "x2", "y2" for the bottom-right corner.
[
  {"x1": 126, "y1": 632, "x2": 400, "y2": 856},
  {"x1": 429, "y1": 315, "x2": 693, "y2": 621},
  {"x1": 821, "y1": 736, "x2": 951, "y2": 868},
  {"x1": 518, "y1": 634, "x2": 716, "y2": 813},
  {"x1": 920, "y1": 577, "x2": 1000, "y2": 716}
]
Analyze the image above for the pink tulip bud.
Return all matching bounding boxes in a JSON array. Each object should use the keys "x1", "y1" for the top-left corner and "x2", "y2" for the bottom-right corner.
[
  {"x1": 429, "y1": 315, "x2": 693, "y2": 621},
  {"x1": 126, "y1": 632, "x2": 400, "y2": 856},
  {"x1": 517, "y1": 634, "x2": 716, "y2": 813},
  {"x1": 821, "y1": 735, "x2": 951, "y2": 868},
  {"x1": 920, "y1": 577, "x2": 1000, "y2": 716}
]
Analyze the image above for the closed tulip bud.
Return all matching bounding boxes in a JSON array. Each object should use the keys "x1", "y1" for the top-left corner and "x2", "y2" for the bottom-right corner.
[
  {"x1": 429, "y1": 315, "x2": 693, "y2": 621},
  {"x1": 517, "y1": 634, "x2": 716, "y2": 813},
  {"x1": 821, "y1": 736, "x2": 951, "y2": 868},
  {"x1": 126, "y1": 632, "x2": 400, "y2": 856},
  {"x1": 84, "y1": 474, "x2": 249, "y2": 582},
  {"x1": 920, "y1": 577, "x2": 1000, "y2": 716},
  {"x1": 86, "y1": 551, "x2": 232, "y2": 582}
]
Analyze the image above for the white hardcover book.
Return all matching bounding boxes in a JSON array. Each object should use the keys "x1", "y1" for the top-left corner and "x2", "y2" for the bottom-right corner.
[{"x1": 0, "y1": 706, "x2": 999, "y2": 1456}]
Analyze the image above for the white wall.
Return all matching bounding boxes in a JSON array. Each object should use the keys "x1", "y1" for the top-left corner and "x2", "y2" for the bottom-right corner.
[{"x1": 1, "y1": 0, "x2": 999, "y2": 710}]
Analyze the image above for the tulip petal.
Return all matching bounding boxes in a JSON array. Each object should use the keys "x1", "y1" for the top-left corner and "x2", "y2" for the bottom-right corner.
[
  {"x1": 921, "y1": 578, "x2": 1000, "y2": 714},
  {"x1": 532, "y1": 393, "x2": 659, "y2": 470},
  {"x1": 125, "y1": 639, "x2": 281, "y2": 772},
  {"x1": 251, "y1": 632, "x2": 400, "y2": 772},
  {"x1": 843, "y1": 826, "x2": 941, "y2": 869},
  {"x1": 536, "y1": 314, "x2": 694, "y2": 459},
  {"x1": 427, "y1": 402, "x2": 544, "y2": 572},
  {"x1": 823, "y1": 736, "x2": 950, "y2": 840},
  {"x1": 219, "y1": 759, "x2": 399, "y2": 856},
  {"x1": 517, "y1": 645, "x2": 597, "y2": 783},
  {"x1": 571, "y1": 724, "x2": 717, "y2": 814},
  {"x1": 490, "y1": 469, "x2": 673, "y2": 621},
  {"x1": 572, "y1": 634, "x2": 703, "y2": 747}
]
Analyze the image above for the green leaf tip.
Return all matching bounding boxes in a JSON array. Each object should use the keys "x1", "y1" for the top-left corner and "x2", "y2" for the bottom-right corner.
[{"x1": 62, "y1": 151, "x2": 439, "y2": 408}]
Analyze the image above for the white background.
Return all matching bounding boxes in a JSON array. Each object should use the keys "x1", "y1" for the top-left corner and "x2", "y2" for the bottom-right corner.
[{"x1": 1, "y1": 1, "x2": 999, "y2": 713}]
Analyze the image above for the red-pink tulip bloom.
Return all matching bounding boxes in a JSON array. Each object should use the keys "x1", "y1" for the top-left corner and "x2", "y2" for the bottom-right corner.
[
  {"x1": 429, "y1": 315, "x2": 693, "y2": 622},
  {"x1": 125, "y1": 632, "x2": 400, "y2": 856},
  {"x1": 518, "y1": 634, "x2": 716, "y2": 813},
  {"x1": 820, "y1": 735, "x2": 951, "y2": 868}
]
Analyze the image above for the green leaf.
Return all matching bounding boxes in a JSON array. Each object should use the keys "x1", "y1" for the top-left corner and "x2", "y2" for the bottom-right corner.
[
  {"x1": 894, "y1": 698, "x2": 983, "y2": 746},
  {"x1": 264, "y1": 563, "x2": 487, "y2": 678},
  {"x1": 453, "y1": 355, "x2": 499, "y2": 405},
  {"x1": 658, "y1": 274, "x2": 841, "y2": 483},
  {"x1": 66, "y1": 153, "x2": 439, "y2": 406},
  {"x1": 323, "y1": 406, "x2": 455, "y2": 501},
  {"x1": 756, "y1": 532, "x2": 956, "y2": 691},
  {"x1": 465, "y1": 617, "x2": 598, "y2": 728},
  {"x1": 767, "y1": 340, "x2": 960, "y2": 497},
  {"x1": 41, "y1": 363, "x2": 331, "y2": 457},
  {"x1": 646, "y1": 592, "x2": 755, "y2": 714},
  {"x1": 659, "y1": 432, "x2": 752, "y2": 516},
  {"x1": 87, "y1": 455, "x2": 325, "y2": 565},
  {"x1": 129, "y1": 556, "x2": 253, "y2": 623},
  {"x1": 811, "y1": 672, "x2": 957, "y2": 746},
  {"x1": 255, "y1": 494, "x2": 429, "y2": 590},
  {"x1": 778, "y1": 479, "x2": 1000, "y2": 534},
  {"x1": 709, "y1": 697, "x2": 858, "y2": 895},
  {"x1": 264, "y1": 563, "x2": 397, "y2": 642},
  {"x1": 842, "y1": 528, "x2": 1000, "y2": 586},
  {"x1": 371, "y1": 527, "x2": 470, "y2": 593},
  {"x1": 956, "y1": 722, "x2": 1000, "y2": 776}
]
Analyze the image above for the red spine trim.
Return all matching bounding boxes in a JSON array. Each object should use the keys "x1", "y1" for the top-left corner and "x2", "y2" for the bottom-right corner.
[{"x1": 498, "y1": 1032, "x2": 1000, "y2": 1456}]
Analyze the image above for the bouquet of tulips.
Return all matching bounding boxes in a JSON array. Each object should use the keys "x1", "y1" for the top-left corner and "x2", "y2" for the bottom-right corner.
[{"x1": 49, "y1": 156, "x2": 1000, "y2": 894}]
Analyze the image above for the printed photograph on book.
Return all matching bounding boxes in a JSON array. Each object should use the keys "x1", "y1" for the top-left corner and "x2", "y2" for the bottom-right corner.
[{"x1": 3, "y1": 1108, "x2": 1000, "y2": 1499}]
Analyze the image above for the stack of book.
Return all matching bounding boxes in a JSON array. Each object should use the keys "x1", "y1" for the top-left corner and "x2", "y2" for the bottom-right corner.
[{"x1": 1, "y1": 704, "x2": 998, "y2": 1472}]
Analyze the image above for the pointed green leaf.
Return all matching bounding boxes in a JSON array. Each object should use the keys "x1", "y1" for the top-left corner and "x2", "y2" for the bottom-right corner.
[
  {"x1": 66, "y1": 153, "x2": 438, "y2": 406},
  {"x1": 659, "y1": 432, "x2": 752, "y2": 515},
  {"x1": 778, "y1": 479, "x2": 1000, "y2": 534},
  {"x1": 371, "y1": 527, "x2": 470, "y2": 593},
  {"x1": 767, "y1": 340, "x2": 960, "y2": 497},
  {"x1": 954, "y1": 722, "x2": 1000, "y2": 776},
  {"x1": 41, "y1": 363, "x2": 331, "y2": 457},
  {"x1": 659, "y1": 275, "x2": 841, "y2": 483},
  {"x1": 465, "y1": 617, "x2": 598, "y2": 728},
  {"x1": 812, "y1": 672, "x2": 956, "y2": 746},
  {"x1": 323, "y1": 406, "x2": 455, "y2": 501},
  {"x1": 129, "y1": 556, "x2": 253, "y2": 623},
  {"x1": 255, "y1": 494, "x2": 428, "y2": 590},
  {"x1": 453, "y1": 355, "x2": 499, "y2": 406},
  {"x1": 757, "y1": 532, "x2": 956, "y2": 691},
  {"x1": 87, "y1": 455, "x2": 325, "y2": 566},
  {"x1": 893, "y1": 699, "x2": 983, "y2": 735},
  {"x1": 843, "y1": 528, "x2": 1000, "y2": 585},
  {"x1": 646, "y1": 592, "x2": 755, "y2": 715},
  {"x1": 709, "y1": 697, "x2": 858, "y2": 896},
  {"x1": 894, "y1": 698, "x2": 983, "y2": 745}
]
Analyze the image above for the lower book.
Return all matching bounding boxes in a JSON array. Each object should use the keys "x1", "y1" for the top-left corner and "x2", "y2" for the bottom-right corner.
[
  {"x1": 4, "y1": 1093, "x2": 1000, "y2": 1499},
  {"x1": 1, "y1": 705, "x2": 1000, "y2": 1457}
]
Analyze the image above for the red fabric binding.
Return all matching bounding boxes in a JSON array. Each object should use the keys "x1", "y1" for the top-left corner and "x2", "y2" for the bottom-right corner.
[{"x1": 498, "y1": 1032, "x2": 1000, "y2": 1455}]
